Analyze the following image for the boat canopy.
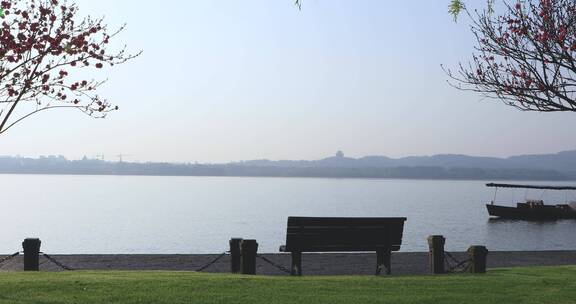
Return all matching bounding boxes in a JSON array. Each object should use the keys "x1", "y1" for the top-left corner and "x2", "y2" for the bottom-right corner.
[{"x1": 486, "y1": 183, "x2": 576, "y2": 191}]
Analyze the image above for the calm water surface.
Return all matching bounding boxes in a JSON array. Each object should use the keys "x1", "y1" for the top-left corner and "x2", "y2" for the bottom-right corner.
[{"x1": 1, "y1": 175, "x2": 575, "y2": 254}]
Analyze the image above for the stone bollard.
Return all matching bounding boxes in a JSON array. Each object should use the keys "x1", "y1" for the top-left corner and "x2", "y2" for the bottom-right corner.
[
  {"x1": 428, "y1": 235, "x2": 445, "y2": 274},
  {"x1": 240, "y1": 239, "x2": 258, "y2": 275},
  {"x1": 229, "y1": 238, "x2": 243, "y2": 273},
  {"x1": 467, "y1": 246, "x2": 489, "y2": 274},
  {"x1": 22, "y1": 238, "x2": 41, "y2": 271}
]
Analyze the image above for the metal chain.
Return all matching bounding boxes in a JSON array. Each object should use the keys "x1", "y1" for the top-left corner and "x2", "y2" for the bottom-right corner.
[
  {"x1": 196, "y1": 252, "x2": 228, "y2": 272},
  {"x1": 0, "y1": 252, "x2": 20, "y2": 268},
  {"x1": 40, "y1": 253, "x2": 74, "y2": 271},
  {"x1": 256, "y1": 254, "x2": 291, "y2": 274},
  {"x1": 444, "y1": 251, "x2": 471, "y2": 273}
]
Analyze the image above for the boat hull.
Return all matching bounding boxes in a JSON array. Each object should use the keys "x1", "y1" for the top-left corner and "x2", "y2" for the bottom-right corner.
[{"x1": 486, "y1": 204, "x2": 576, "y2": 220}]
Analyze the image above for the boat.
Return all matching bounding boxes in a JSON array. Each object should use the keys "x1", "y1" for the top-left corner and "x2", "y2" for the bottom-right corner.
[{"x1": 485, "y1": 183, "x2": 576, "y2": 220}]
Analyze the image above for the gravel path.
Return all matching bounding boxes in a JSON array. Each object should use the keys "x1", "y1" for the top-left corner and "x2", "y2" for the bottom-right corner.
[{"x1": 1, "y1": 251, "x2": 575, "y2": 275}]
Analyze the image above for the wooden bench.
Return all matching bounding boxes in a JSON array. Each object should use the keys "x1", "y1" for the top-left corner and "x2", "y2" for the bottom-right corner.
[{"x1": 279, "y1": 216, "x2": 407, "y2": 276}]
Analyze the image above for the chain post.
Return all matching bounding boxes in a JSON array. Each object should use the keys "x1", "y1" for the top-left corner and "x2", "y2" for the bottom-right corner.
[
  {"x1": 229, "y1": 238, "x2": 243, "y2": 273},
  {"x1": 468, "y1": 246, "x2": 489, "y2": 274},
  {"x1": 428, "y1": 235, "x2": 446, "y2": 274},
  {"x1": 240, "y1": 239, "x2": 258, "y2": 275},
  {"x1": 22, "y1": 238, "x2": 41, "y2": 271}
]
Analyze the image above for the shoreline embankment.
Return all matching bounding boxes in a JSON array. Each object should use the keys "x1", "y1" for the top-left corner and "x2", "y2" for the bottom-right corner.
[{"x1": 1, "y1": 251, "x2": 575, "y2": 275}]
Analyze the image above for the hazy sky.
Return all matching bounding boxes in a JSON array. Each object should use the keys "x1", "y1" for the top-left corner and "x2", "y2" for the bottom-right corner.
[{"x1": 2, "y1": 0, "x2": 576, "y2": 163}]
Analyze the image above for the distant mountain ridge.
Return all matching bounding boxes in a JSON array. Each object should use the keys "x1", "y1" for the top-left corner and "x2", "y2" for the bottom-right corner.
[
  {"x1": 1, "y1": 150, "x2": 576, "y2": 180},
  {"x1": 234, "y1": 150, "x2": 576, "y2": 174}
]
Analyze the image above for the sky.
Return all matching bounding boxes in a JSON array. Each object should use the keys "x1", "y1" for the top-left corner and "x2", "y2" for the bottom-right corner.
[{"x1": 2, "y1": 0, "x2": 576, "y2": 163}]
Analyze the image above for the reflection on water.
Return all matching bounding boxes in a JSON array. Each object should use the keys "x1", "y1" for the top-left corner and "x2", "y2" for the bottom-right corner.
[
  {"x1": 488, "y1": 218, "x2": 560, "y2": 224},
  {"x1": 485, "y1": 218, "x2": 576, "y2": 251},
  {"x1": 0, "y1": 175, "x2": 574, "y2": 254}
]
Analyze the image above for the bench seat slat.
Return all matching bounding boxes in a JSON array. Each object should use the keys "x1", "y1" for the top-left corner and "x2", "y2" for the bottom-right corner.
[
  {"x1": 287, "y1": 217, "x2": 407, "y2": 226},
  {"x1": 282, "y1": 245, "x2": 402, "y2": 252}
]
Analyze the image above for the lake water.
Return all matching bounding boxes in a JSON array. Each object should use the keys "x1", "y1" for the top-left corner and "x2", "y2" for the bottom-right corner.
[{"x1": 1, "y1": 175, "x2": 575, "y2": 254}]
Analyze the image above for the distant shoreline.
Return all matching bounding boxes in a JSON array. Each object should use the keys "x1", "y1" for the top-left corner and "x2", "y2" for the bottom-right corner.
[
  {"x1": 1, "y1": 171, "x2": 575, "y2": 182},
  {"x1": 2, "y1": 152, "x2": 576, "y2": 181}
]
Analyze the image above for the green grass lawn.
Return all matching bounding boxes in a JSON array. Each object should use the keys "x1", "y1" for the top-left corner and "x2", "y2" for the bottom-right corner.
[{"x1": 0, "y1": 266, "x2": 574, "y2": 304}]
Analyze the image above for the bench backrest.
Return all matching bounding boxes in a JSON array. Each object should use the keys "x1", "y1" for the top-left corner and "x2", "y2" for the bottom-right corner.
[{"x1": 284, "y1": 217, "x2": 407, "y2": 252}]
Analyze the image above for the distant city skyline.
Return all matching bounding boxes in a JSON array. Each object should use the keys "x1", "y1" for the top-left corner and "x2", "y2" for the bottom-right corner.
[{"x1": 2, "y1": 0, "x2": 576, "y2": 163}]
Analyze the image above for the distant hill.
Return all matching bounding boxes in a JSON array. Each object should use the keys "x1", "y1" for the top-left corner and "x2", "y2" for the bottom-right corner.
[
  {"x1": 235, "y1": 150, "x2": 576, "y2": 173},
  {"x1": 1, "y1": 150, "x2": 576, "y2": 180}
]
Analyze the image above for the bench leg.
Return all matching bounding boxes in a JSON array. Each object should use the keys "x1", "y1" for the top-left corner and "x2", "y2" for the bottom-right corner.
[
  {"x1": 291, "y1": 252, "x2": 302, "y2": 276},
  {"x1": 376, "y1": 249, "x2": 392, "y2": 275}
]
